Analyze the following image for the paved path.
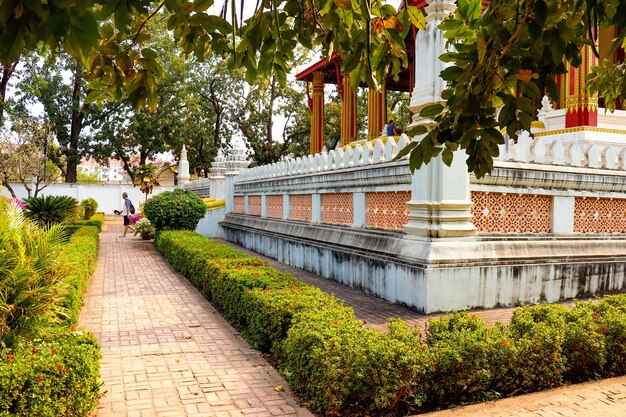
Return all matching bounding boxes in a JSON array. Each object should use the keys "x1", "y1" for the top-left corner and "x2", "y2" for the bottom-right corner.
[
  {"x1": 79, "y1": 219, "x2": 312, "y2": 417},
  {"x1": 420, "y1": 376, "x2": 626, "y2": 417}
]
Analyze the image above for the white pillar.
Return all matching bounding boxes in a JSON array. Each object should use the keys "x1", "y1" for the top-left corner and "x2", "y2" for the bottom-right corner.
[
  {"x1": 409, "y1": 0, "x2": 456, "y2": 124},
  {"x1": 224, "y1": 173, "x2": 237, "y2": 213},
  {"x1": 178, "y1": 145, "x2": 191, "y2": 185},
  {"x1": 312, "y1": 194, "x2": 321, "y2": 223},
  {"x1": 353, "y1": 192, "x2": 366, "y2": 227},
  {"x1": 261, "y1": 194, "x2": 267, "y2": 217},
  {"x1": 552, "y1": 196, "x2": 575, "y2": 234},
  {"x1": 404, "y1": 0, "x2": 475, "y2": 238},
  {"x1": 283, "y1": 194, "x2": 290, "y2": 220}
]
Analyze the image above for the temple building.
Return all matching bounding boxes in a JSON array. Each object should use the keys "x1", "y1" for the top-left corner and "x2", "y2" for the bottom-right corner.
[{"x1": 186, "y1": 0, "x2": 626, "y2": 314}]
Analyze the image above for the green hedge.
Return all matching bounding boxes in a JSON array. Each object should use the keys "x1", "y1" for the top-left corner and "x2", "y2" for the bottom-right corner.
[
  {"x1": 57, "y1": 226, "x2": 100, "y2": 326},
  {"x1": 72, "y1": 213, "x2": 104, "y2": 232},
  {"x1": 1, "y1": 225, "x2": 101, "y2": 417},
  {"x1": 156, "y1": 230, "x2": 626, "y2": 416},
  {"x1": 0, "y1": 331, "x2": 101, "y2": 417}
]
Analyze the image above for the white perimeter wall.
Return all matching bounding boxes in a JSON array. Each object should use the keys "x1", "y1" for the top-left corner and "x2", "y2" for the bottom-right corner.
[{"x1": 2, "y1": 183, "x2": 176, "y2": 213}]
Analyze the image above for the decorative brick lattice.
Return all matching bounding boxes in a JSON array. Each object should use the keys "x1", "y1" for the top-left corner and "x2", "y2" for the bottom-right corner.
[
  {"x1": 322, "y1": 193, "x2": 354, "y2": 225},
  {"x1": 472, "y1": 192, "x2": 552, "y2": 233},
  {"x1": 234, "y1": 196, "x2": 244, "y2": 214},
  {"x1": 290, "y1": 194, "x2": 312, "y2": 222},
  {"x1": 248, "y1": 195, "x2": 262, "y2": 216},
  {"x1": 366, "y1": 191, "x2": 411, "y2": 230},
  {"x1": 574, "y1": 197, "x2": 626, "y2": 233},
  {"x1": 266, "y1": 195, "x2": 283, "y2": 219}
]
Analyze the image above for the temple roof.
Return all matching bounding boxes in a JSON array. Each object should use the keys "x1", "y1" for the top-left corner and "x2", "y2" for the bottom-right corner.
[{"x1": 295, "y1": 0, "x2": 426, "y2": 92}]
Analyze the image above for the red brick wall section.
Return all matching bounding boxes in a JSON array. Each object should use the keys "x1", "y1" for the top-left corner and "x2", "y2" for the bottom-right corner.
[
  {"x1": 248, "y1": 195, "x2": 262, "y2": 216},
  {"x1": 234, "y1": 196, "x2": 244, "y2": 214},
  {"x1": 322, "y1": 193, "x2": 354, "y2": 225},
  {"x1": 472, "y1": 191, "x2": 552, "y2": 233},
  {"x1": 574, "y1": 197, "x2": 626, "y2": 233},
  {"x1": 290, "y1": 194, "x2": 312, "y2": 222},
  {"x1": 366, "y1": 191, "x2": 411, "y2": 230},
  {"x1": 266, "y1": 195, "x2": 283, "y2": 219}
]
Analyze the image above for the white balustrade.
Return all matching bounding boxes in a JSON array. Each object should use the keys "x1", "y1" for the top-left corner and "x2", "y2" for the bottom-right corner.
[
  {"x1": 353, "y1": 144, "x2": 364, "y2": 166},
  {"x1": 603, "y1": 146, "x2": 617, "y2": 169},
  {"x1": 396, "y1": 134, "x2": 410, "y2": 157},
  {"x1": 620, "y1": 148, "x2": 626, "y2": 170},
  {"x1": 384, "y1": 137, "x2": 397, "y2": 160},
  {"x1": 586, "y1": 144, "x2": 600, "y2": 168},
  {"x1": 567, "y1": 142, "x2": 584, "y2": 167},
  {"x1": 530, "y1": 139, "x2": 547, "y2": 163},
  {"x1": 343, "y1": 147, "x2": 354, "y2": 167},
  {"x1": 363, "y1": 142, "x2": 374, "y2": 164},
  {"x1": 373, "y1": 139, "x2": 385, "y2": 163},
  {"x1": 548, "y1": 141, "x2": 565, "y2": 165}
]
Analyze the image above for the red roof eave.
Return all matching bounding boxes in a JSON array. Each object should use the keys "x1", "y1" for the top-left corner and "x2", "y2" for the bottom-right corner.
[{"x1": 295, "y1": 52, "x2": 341, "y2": 82}]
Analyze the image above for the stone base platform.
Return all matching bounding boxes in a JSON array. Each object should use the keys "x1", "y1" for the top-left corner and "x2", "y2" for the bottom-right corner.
[{"x1": 222, "y1": 213, "x2": 626, "y2": 313}]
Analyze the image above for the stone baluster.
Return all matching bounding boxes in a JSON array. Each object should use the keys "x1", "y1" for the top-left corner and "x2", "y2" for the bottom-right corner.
[{"x1": 602, "y1": 146, "x2": 617, "y2": 169}]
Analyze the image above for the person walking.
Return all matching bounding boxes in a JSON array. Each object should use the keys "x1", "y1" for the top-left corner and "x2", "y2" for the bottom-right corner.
[
  {"x1": 120, "y1": 192, "x2": 134, "y2": 238},
  {"x1": 387, "y1": 120, "x2": 399, "y2": 136}
]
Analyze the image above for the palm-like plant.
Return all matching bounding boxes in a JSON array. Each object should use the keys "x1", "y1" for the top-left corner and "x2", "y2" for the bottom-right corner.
[
  {"x1": 0, "y1": 200, "x2": 69, "y2": 347},
  {"x1": 134, "y1": 164, "x2": 160, "y2": 202},
  {"x1": 24, "y1": 195, "x2": 80, "y2": 226}
]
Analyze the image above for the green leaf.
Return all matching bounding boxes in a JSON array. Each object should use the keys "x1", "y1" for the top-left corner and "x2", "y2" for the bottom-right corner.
[
  {"x1": 441, "y1": 148, "x2": 453, "y2": 166},
  {"x1": 409, "y1": 145, "x2": 424, "y2": 172},
  {"x1": 498, "y1": 101, "x2": 516, "y2": 126},
  {"x1": 518, "y1": 80, "x2": 541, "y2": 97},
  {"x1": 406, "y1": 124, "x2": 428, "y2": 137},
  {"x1": 419, "y1": 103, "x2": 444, "y2": 118},
  {"x1": 477, "y1": 36, "x2": 486, "y2": 64},
  {"x1": 394, "y1": 141, "x2": 417, "y2": 160}
]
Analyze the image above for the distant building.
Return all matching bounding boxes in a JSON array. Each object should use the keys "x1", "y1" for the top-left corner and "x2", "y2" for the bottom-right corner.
[{"x1": 79, "y1": 157, "x2": 177, "y2": 184}]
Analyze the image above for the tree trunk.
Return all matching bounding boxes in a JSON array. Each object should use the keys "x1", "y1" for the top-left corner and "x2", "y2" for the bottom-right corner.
[
  {"x1": 3, "y1": 181, "x2": 17, "y2": 199},
  {"x1": 0, "y1": 61, "x2": 18, "y2": 127},
  {"x1": 66, "y1": 63, "x2": 86, "y2": 183},
  {"x1": 209, "y1": 79, "x2": 223, "y2": 150}
]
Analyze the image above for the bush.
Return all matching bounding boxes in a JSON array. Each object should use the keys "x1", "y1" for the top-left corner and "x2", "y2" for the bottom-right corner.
[
  {"x1": 144, "y1": 189, "x2": 206, "y2": 231},
  {"x1": 24, "y1": 195, "x2": 80, "y2": 226},
  {"x1": 72, "y1": 212, "x2": 104, "y2": 231},
  {"x1": 0, "y1": 201, "x2": 70, "y2": 346},
  {"x1": 0, "y1": 331, "x2": 101, "y2": 417},
  {"x1": 57, "y1": 226, "x2": 100, "y2": 327},
  {"x1": 80, "y1": 198, "x2": 98, "y2": 220},
  {"x1": 155, "y1": 230, "x2": 626, "y2": 416}
]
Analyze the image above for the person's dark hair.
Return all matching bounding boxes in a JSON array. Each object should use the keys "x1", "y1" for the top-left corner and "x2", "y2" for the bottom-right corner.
[
  {"x1": 388, "y1": 120, "x2": 394, "y2": 124},
  {"x1": 122, "y1": 192, "x2": 128, "y2": 198}
]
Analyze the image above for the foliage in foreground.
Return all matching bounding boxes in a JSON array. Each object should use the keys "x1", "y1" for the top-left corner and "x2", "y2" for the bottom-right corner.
[
  {"x1": 0, "y1": 201, "x2": 69, "y2": 346},
  {"x1": 24, "y1": 195, "x2": 80, "y2": 226},
  {"x1": 144, "y1": 189, "x2": 206, "y2": 231},
  {"x1": 0, "y1": 200, "x2": 101, "y2": 417},
  {"x1": 156, "y1": 230, "x2": 626, "y2": 416},
  {"x1": 0, "y1": 331, "x2": 101, "y2": 417},
  {"x1": 80, "y1": 198, "x2": 98, "y2": 220}
]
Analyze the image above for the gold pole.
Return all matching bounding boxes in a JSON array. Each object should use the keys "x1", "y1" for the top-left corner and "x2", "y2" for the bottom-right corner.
[{"x1": 310, "y1": 71, "x2": 325, "y2": 154}]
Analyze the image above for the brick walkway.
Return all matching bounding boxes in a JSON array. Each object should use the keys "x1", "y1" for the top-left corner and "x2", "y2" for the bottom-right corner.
[
  {"x1": 420, "y1": 376, "x2": 626, "y2": 417},
  {"x1": 79, "y1": 219, "x2": 312, "y2": 417}
]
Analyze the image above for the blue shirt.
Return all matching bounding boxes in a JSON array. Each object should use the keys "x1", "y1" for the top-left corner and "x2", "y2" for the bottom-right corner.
[{"x1": 387, "y1": 124, "x2": 396, "y2": 136}]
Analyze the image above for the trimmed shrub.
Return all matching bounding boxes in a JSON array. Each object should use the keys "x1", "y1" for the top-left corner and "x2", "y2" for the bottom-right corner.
[
  {"x1": 144, "y1": 189, "x2": 206, "y2": 231},
  {"x1": 57, "y1": 226, "x2": 100, "y2": 326},
  {"x1": 24, "y1": 195, "x2": 80, "y2": 226},
  {"x1": 0, "y1": 331, "x2": 101, "y2": 417},
  {"x1": 80, "y1": 198, "x2": 98, "y2": 220},
  {"x1": 72, "y1": 212, "x2": 104, "y2": 231},
  {"x1": 155, "y1": 230, "x2": 626, "y2": 416}
]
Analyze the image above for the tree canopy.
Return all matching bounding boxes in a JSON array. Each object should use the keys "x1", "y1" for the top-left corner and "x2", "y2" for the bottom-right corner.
[{"x1": 1, "y1": 0, "x2": 625, "y2": 177}]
